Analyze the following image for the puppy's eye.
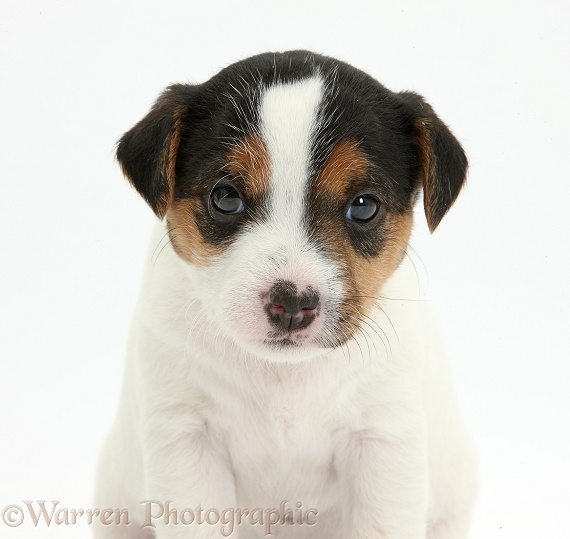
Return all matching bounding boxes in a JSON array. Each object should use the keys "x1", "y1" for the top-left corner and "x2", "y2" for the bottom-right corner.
[
  {"x1": 346, "y1": 195, "x2": 380, "y2": 222},
  {"x1": 211, "y1": 185, "x2": 245, "y2": 215}
]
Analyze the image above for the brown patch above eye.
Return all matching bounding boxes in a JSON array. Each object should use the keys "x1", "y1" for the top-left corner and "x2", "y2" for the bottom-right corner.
[
  {"x1": 226, "y1": 133, "x2": 270, "y2": 200},
  {"x1": 313, "y1": 139, "x2": 373, "y2": 197},
  {"x1": 307, "y1": 140, "x2": 416, "y2": 343},
  {"x1": 163, "y1": 133, "x2": 271, "y2": 267}
]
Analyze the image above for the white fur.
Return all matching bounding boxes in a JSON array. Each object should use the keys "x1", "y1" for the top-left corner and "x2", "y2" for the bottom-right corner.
[
  {"x1": 207, "y1": 77, "x2": 344, "y2": 360},
  {"x1": 95, "y1": 79, "x2": 477, "y2": 539}
]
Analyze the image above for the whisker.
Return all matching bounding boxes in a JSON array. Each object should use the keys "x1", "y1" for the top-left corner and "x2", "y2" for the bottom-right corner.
[
  {"x1": 405, "y1": 242, "x2": 429, "y2": 295},
  {"x1": 353, "y1": 322, "x2": 375, "y2": 364},
  {"x1": 150, "y1": 229, "x2": 177, "y2": 269},
  {"x1": 343, "y1": 304, "x2": 391, "y2": 360}
]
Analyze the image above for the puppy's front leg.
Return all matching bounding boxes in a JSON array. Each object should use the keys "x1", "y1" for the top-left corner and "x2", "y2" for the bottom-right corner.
[
  {"x1": 337, "y1": 419, "x2": 428, "y2": 539},
  {"x1": 141, "y1": 413, "x2": 237, "y2": 539}
]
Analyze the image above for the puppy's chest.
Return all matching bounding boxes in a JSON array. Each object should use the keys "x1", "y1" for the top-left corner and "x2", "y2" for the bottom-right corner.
[{"x1": 213, "y1": 380, "x2": 343, "y2": 504}]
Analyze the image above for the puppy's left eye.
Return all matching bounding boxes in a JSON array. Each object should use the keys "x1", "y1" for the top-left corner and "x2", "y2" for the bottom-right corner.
[
  {"x1": 346, "y1": 195, "x2": 380, "y2": 222},
  {"x1": 211, "y1": 185, "x2": 245, "y2": 215}
]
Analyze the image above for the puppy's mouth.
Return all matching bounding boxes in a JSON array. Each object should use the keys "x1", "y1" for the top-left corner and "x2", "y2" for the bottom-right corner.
[
  {"x1": 264, "y1": 326, "x2": 312, "y2": 348},
  {"x1": 263, "y1": 337, "x2": 299, "y2": 349}
]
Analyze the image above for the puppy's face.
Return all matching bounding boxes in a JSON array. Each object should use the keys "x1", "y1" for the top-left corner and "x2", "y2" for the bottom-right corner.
[{"x1": 118, "y1": 51, "x2": 467, "y2": 361}]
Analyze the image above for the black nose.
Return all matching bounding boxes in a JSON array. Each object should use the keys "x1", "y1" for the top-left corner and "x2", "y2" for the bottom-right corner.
[{"x1": 265, "y1": 280, "x2": 319, "y2": 332}]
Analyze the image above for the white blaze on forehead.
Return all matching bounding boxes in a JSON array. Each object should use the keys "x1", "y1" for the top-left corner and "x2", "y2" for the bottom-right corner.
[
  {"x1": 214, "y1": 76, "x2": 345, "y2": 356},
  {"x1": 259, "y1": 77, "x2": 324, "y2": 225}
]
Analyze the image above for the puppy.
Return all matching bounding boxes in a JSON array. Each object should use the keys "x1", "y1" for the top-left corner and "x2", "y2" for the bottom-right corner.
[{"x1": 95, "y1": 50, "x2": 477, "y2": 539}]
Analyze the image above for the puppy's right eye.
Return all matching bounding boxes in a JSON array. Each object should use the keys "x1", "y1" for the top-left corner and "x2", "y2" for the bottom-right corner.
[
  {"x1": 346, "y1": 194, "x2": 380, "y2": 223},
  {"x1": 210, "y1": 185, "x2": 245, "y2": 215}
]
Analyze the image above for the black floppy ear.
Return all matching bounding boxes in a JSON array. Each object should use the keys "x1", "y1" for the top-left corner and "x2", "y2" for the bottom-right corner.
[
  {"x1": 116, "y1": 84, "x2": 194, "y2": 219},
  {"x1": 399, "y1": 92, "x2": 468, "y2": 232}
]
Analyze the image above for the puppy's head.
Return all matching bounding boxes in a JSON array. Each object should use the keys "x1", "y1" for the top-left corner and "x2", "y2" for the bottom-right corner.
[{"x1": 117, "y1": 51, "x2": 467, "y2": 361}]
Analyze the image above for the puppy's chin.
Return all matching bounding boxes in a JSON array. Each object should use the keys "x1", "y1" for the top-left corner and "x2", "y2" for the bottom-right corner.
[{"x1": 230, "y1": 331, "x2": 334, "y2": 363}]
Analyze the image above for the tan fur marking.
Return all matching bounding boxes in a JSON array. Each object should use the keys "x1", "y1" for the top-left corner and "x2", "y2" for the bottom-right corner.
[
  {"x1": 315, "y1": 140, "x2": 373, "y2": 196},
  {"x1": 309, "y1": 139, "x2": 413, "y2": 344},
  {"x1": 332, "y1": 211, "x2": 414, "y2": 343},
  {"x1": 166, "y1": 199, "x2": 223, "y2": 267},
  {"x1": 164, "y1": 133, "x2": 267, "y2": 267},
  {"x1": 163, "y1": 108, "x2": 187, "y2": 216},
  {"x1": 413, "y1": 118, "x2": 439, "y2": 233},
  {"x1": 350, "y1": 212, "x2": 414, "y2": 315},
  {"x1": 226, "y1": 133, "x2": 270, "y2": 199}
]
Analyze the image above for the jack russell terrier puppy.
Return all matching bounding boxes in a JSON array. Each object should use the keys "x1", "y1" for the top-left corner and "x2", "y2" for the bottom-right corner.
[{"x1": 95, "y1": 50, "x2": 477, "y2": 539}]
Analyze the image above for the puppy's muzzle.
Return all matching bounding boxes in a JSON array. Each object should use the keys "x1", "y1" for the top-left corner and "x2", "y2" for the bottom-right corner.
[{"x1": 264, "y1": 280, "x2": 320, "y2": 332}]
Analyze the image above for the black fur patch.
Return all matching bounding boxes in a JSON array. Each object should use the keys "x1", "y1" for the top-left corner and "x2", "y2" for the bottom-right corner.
[{"x1": 117, "y1": 50, "x2": 467, "y2": 250}]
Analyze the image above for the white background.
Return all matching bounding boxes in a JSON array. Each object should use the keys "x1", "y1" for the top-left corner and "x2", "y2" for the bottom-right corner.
[{"x1": 1, "y1": 0, "x2": 569, "y2": 537}]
